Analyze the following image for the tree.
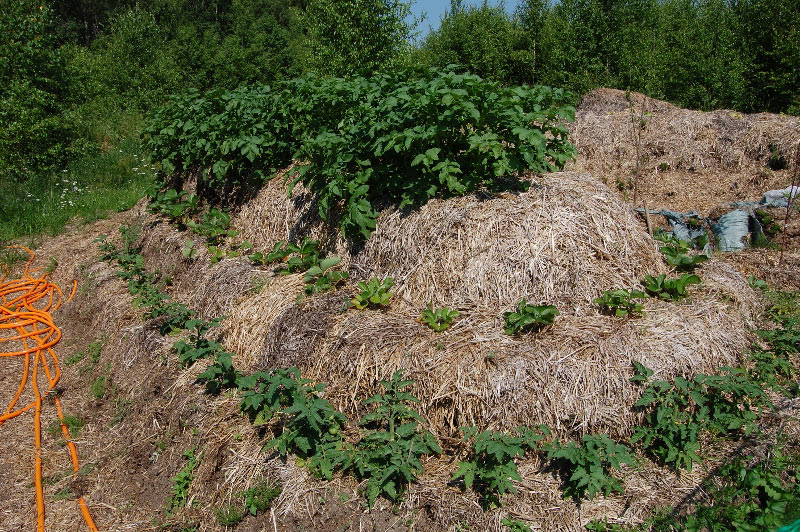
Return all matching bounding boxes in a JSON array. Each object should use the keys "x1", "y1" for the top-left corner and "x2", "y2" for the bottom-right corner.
[
  {"x1": 299, "y1": 0, "x2": 415, "y2": 77},
  {"x1": 0, "y1": 0, "x2": 72, "y2": 183}
]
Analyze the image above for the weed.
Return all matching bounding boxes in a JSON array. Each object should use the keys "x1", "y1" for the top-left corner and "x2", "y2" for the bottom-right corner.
[
  {"x1": 420, "y1": 305, "x2": 460, "y2": 332},
  {"x1": 90, "y1": 376, "x2": 107, "y2": 399},
  {"x1": 502, "y1": 517, "x2": 532, "y2": 531},
  {"x1": 166, "y1": 447, "x2": 199, "y2": 516},
  {"x1": 240, "y1": 477, "x2": 281, "y2": 516},
  {"x1": 503, "y1": 300, "x2": 558, "y2": 334},
  {"x1": 46, "y1": 415, "x2": 85, "y2": 438},
  {"x1": 748, "y1": 275, "x2": 769, "y2": 291},
  {"x1": 214, "y1": 505, "x2": 243, "y2": 526},
  {"x1": 110, "y1": 397, "x2": 132, "y2": 427},
  {"x1": 53, "y1": 486, "x2": 75, "y2": 501}
]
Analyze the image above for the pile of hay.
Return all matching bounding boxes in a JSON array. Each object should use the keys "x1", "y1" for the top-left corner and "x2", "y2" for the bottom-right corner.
[
  {"x1": 228, "y1": 172, "x2": 761, "y2": 440},
  {"x1": 569, "y1": 88, "x2": 800, "y2": 214}
]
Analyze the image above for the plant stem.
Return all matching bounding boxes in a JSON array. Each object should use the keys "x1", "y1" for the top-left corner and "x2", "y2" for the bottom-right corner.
[{"x1": 779, "y1": 142, "x2": 800, "y2": 265}]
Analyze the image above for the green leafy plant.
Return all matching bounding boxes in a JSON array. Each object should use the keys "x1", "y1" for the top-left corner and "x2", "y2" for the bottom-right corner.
[
  {"x1": 502, "y1": 517, "x2": 533, "y2": 531},
  {"x1": 90, "y1": 376, "x2": 107, "y2": 399},
  {"x1": 265, "y1": 376, "x2": 349, "y2": 480},
  {"x1": 350, "y1": 370, "x2": 441, "y2": 507},
  {"x1": 148, "y1": 189, "x2": 199, "y2": 221},
  {"x1": 302, "y1": 256, "x2": 349, "y2": 297},
  {"x1": 236, "y1": 368, "x2": 306, "y2": 427},
  {"x1": 594, "y1": 289, "x2": 647, "y2": 317},
  {"x1": 172, "y1": 318, "x2": 225, "y2": 368},
  {"x1": 196, "y1": 351, "x2": 240, "y2": 394},
  {"x1": 166, "y1": 447, "x2": 199, "y2": 516},
  {"x1": 181, "y1": 239, "x2": 197, "y2": 260},
  {"x1": 186, "y1": 208, "x2": 239, "y2": 243},
  {"x1": 420, "y1": 305, "x2": 460, "y2": 332},
  {"x1": 748, "y1": 275, "x2": 769, "y2": 291},
  {"x1": 351, "y1": 277, "x2": 394, "y2": 309},
  {"x1": 682, "y1": 447, "x2": 800, "y2": 532},
  {"x1": 453, "y1": 425, "x2": 549, "y2": 507},
  {"x1": 630, "y1": 361, "x2": 771, "y2": 471},
  {"x1": 265, "y1": 237, "x2": 320, "y2": 273},
  {"x1": 642, "y1": 273, "x2": 701, "y2": 300},
  {"x1": 240, "y1": 477, "x2": 281, "y2": 517},
  {"x1": 655, "y1": 233, "x2": 709, "y2": 272},
  {"x1": 546, "y1": 434, "x2": 633, "y2": 500},
  {"x1": 503, "y1": 300, "x2": 558, "y2": 334}
]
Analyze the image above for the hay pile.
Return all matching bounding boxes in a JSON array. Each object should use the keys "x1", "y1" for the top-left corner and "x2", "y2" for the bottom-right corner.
[
  {"x1": 227, "y1": 171, "x2": 761, "y2": 440},
  {"x1": 569, "y1": 88, "x2": 800, "y2": 214}
]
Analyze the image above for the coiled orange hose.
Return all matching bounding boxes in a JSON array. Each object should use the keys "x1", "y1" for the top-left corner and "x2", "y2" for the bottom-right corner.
[{"x1": 0, "y1": 246, "x2": 98, "y2": 531}]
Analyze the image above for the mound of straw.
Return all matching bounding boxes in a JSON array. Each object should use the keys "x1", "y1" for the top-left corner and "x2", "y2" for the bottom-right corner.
[{"x1": 226, "y1": 172, "x2": 764, "y2": 440}]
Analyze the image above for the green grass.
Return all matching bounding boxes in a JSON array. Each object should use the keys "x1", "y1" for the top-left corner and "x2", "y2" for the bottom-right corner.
[{"x1": 0, "y1": 134, "x2": 153, "y2": 244}]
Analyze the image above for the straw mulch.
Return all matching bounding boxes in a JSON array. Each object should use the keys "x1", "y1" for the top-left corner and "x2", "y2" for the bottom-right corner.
[
  {"x1": 223, "y1": 172, "x2": 766, "y2": 441},
  {"x1": 570, "y1": 88, "x2": 800, "y2": 215}
]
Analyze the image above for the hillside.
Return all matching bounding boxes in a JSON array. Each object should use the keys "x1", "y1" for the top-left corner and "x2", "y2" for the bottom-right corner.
[{"x1": 1, "y1": 92, "x2": 798, "y2": 532}]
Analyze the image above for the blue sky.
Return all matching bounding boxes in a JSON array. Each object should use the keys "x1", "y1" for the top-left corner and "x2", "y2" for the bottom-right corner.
[{"x1": 409, "y1": 0, "x2": 524, "y2": 37}]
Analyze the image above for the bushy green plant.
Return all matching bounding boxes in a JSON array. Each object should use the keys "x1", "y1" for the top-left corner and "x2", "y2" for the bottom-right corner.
[
  {"x1": 452, "y1": 425, "x2": 549, "y2": 507},
  {"x1": 420, "y1": 305, "x2": 460, "y2": 332},
  {"x1": 351, "y1": 277, "x2": 394, "y2": 309},
  {"x1": 148, "y1": 188, "x2": 199, "y2": 221},
  {"x1": 186, "y1": 208, "x2": 239, "y2": 243},
  {"x1": 630, "y1": 361, "x2": 771, "y2": 471},
  {"x1": 350, "y1": 371, "x2": 441, "y2": 507},
  {"x1": 503, "y1": 300, "x2": 558, "y2": 334},
  {"x1": 265, "y1": 378, "x2": 348, "y2": 479},
  {"x1": 196, "y1": 351, "x2": 239, "y2": 395},
  {"x1": 172, "y1": 318, "x2": 225, "y2": 368},
  {"x1": 642, "y1": 273, "x2": 701, "y2": 300},
  {"x1": 655, "y1": 233, "x2": 709, "y2": 272},
  {"x1": 236, "y1": 368, "x2": 307, "y2": 427},
  {"x1": 546, "y1": 435, "x2": 633, "y2": 501},
  {"x1": 594, "y1": 289, "x2": 647, "y2": 317},
  {"x1": 145, "y1": 69, "x2": 576, "y2": 240}
]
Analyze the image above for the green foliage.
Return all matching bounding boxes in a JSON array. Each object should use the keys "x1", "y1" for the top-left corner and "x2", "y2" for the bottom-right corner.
[
  {"x1": 453, "y1": 425, "x2": 549, "y2": 507},
  {"x1": 503, "y1": 300, "x2": 558, "y2": 335},
  {"x1": 655, "y1": 233, "x2": 709, "y2": 272},
  {"x1": 90, "y1": 376, "x2": 107, "y2": 399},
  {"x1": 214, "y1": 505, "x2": 243, "y2": 526},
  {"x1": 265, "y1": 377, "x2": 348, "y2": 479},
  {"x1": 748, "y1": 275, "x2": 769, "y2": 291},
  {"x1": 166, "y1": 447, "x2": 199, "y2": 516},
  {"x1": 630, "y1": 361, "x2": 771, "y2": 471},
  {"x1": 420, "y1": 305, "x2": 460, "y2": 332},
  {"x1": 197, "y1": 351, "x2": 240, "y2": 395},
  {"x1": 299, "y1": 0, "x2": 415, "y2": 77},
  {"x1": 349, "y1": 371, "x2": 441, "y2": 507},
  {"x1": 236, "y1": 368, "x2": 306, "y2": 427},
  {"x1": 302, "y1": 256, "x2": 349, "y2": 297},
  {"x1": 146, "y1": 69, "x2": 576, "y2": 240},
  {"x1": 0, "y1": 1, "x2": 72, "y2": 183},
  {"x1": 682, "y1": 447, "x2": 800, "y2": 532},
  {"x1": 172, "y1": 318, "x2": 226, "y2": 368},
  {"x1": 185, "y1": 208, "x2": 239, "y2": 243},
  {"x1": 502, "y1": 517, "x2": 533, "y2": 532},
  {"x1": 267, "y1": 238, "x2": 321, "y2": 274},
  {"x1": 594, "y1": 289, "x2": 647, "y2": 318},
  {"x1": 420, "y1": 2, "x2": 533, "y2": 85},
  {"x1": 351, "y1": 277, "x2": 394, "y2": 310},
  {"x1": 546, "y1": 434, "x2": 633, "y2": 501},
  {"x1": 642, "y1": 273, "x2": 701, "y2": 301},
  {"x1": 240, "y1": 477, "x2": 281, "y2": 517},
  {"x1": 148, "y1": 189, "x2": 199, "y2": 221}
]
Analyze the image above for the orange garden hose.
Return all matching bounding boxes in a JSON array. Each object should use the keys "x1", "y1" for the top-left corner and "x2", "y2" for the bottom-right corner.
[{"x1": 0, "y1": 246, "x2": 98, "y2": 531}]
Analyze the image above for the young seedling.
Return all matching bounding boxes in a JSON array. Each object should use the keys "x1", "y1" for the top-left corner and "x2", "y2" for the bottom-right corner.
[
  {"x1": 351, "y1": 277, "x2": 394, "y2": 309},
  {"x1": 420, "y1": 305, "x2": 460, "y2": 332},
  {"x1": 503, "y1": 300, "x2": 558, "y2": 335},
  {"x1": 594, "y1": 289, "x2": 647, "y2": 317}
]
